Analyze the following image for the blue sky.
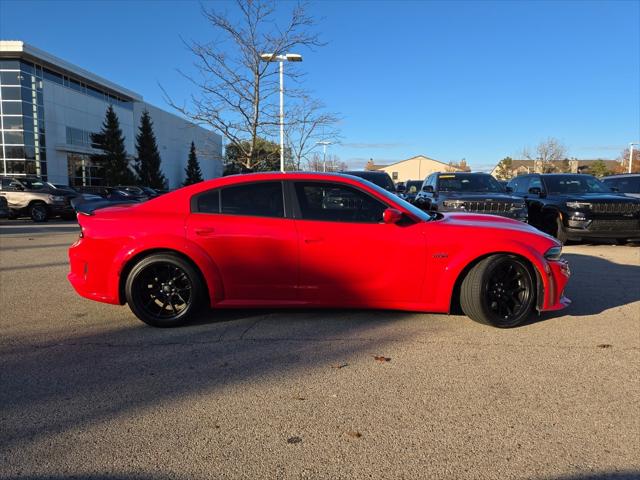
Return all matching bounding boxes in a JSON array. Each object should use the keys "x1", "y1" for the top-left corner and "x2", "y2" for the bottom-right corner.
[{"x1": 1, "y1": 0, "x2": 638, "y2": 171}]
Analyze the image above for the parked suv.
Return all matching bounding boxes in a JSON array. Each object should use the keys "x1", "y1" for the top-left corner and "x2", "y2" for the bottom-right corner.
[
  {"x1": 399, "y1": 179, "x2": 424, "y2": 204},
  {"x1": 414, "y1": 172, "x2": 528, "y2": 221},
  {"x1": 340, "y1": 171, "x2": 397, "y2": 193},
  {"x1": 601, "y1": 173, "x2": 640, "y2": 199},
  {"x1": 507, "y1": 173, "x2": 640, "y2": 243},
  {"x1": 0, "y1": 176, "x2": 76, "y2": 222}
]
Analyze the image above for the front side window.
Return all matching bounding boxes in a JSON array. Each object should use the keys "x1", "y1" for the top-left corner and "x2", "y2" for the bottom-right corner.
[
  {"x1": 218, "y1": 181, "x2": 284, "y2": 218},
  {"x1": 294, "y1": 182, "x2": 387, "y2": 223},
  {"x1": 514, "y1": 177, "x2": 531, "y2": 194}
]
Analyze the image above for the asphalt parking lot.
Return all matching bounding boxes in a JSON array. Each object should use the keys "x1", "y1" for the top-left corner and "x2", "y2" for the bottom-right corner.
[{"x1": 0, "y1": 220, "x2": 638, "y2": 480}]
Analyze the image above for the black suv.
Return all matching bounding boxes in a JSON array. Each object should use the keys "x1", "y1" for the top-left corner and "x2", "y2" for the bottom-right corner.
[
  {"x1": 414, "y1": 172, "x2": 528, "y2": 221},
  {"x1": 507, "y1": 173, "x2": 640, "y2": 243},
  {"x1": 340, "y1": 171, "x2": 397, "y2": 193}
]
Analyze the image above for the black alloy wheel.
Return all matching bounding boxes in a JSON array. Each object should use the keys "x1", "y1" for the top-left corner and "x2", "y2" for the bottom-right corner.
[
  {"x1": 125, "y1": 254, "x2": 203, "y2": 327},
  {"x1": 461, "y1": 254, "x2": 535, "y2": 328}
]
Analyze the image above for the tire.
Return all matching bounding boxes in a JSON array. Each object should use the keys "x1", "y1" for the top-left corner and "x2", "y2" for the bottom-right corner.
[
  {"x1": 61, "y1": 212, "x2": 77, "y2": 221},
  {"x1": 460, "y1": 254, "x2": 536, "y2": 328},
  {"x1": 30, "y1": 202, "x2": 48, "y2": 222},
  {"x1": 554, "y1": 215, "x2": 569, "y2": 244},
  {"x1": 125, "y1": 253, "x2": 204, "y2": 327}
]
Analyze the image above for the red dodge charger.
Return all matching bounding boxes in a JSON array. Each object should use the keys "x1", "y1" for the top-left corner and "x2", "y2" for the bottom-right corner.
[{"x1": 68, "y1": 172, "x2": 571, "y2": 328}]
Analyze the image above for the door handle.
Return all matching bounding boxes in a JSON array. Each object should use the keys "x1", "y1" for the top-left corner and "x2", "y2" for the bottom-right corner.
[
  {"x1": 304, "y1": 237, "x2": 324, "y2": 244},
  {"x1": 194, "y1": 228, "x2": 215, "y2": 236}
]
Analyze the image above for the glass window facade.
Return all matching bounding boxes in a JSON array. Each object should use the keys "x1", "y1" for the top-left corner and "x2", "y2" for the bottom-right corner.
[
  {"x1": 67, "y1": 153, "x2": 104, "y2": 187},
  {"x1": 0, "y1": 59, "x2": 47, "y2": 178}
]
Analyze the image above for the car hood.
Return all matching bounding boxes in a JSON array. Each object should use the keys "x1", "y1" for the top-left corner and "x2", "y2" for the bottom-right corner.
[
  {"x1": 548, "y1": 193, "x2": 639, "y2": 203},
  {"x1": 438, "y1": 211, "x2": 555, "y2": 238},
  {"x1": 438, "y1": 192, "x2": 523, "y2": 202}
]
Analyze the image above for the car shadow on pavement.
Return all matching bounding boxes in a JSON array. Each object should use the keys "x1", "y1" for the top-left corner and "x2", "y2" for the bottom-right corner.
[
  {"x1": 543, "y1": 252, "x2": 640, "y2": 318},
  {"x1": 0, "y1": 307, "x2": 421, "y2": 452}
]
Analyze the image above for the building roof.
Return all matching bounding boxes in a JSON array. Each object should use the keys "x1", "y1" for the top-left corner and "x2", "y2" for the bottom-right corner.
[
  {"x1": 0, "y1": 40, "x2": 142, "y2": 101},
  {"x1": 367, "y1": 155, "x2": 458, "y2": 171}
]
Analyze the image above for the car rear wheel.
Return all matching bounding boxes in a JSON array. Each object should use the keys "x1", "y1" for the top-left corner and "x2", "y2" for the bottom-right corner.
[
  {"x1": 460, "y1": 254, "x2": 536, "y2": 328},
  {"x1": 30, "y1": 202, "x2": 48, "y2": 222},
  {"x1": 125, "y1": 254, "x2": 204, "y2": 327}
]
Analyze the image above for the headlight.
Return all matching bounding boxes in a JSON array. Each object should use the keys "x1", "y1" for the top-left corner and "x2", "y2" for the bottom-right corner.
[
  {"x1": 566, "y1": 202, "x2": 592, "y2": 209},
  {"x1": 442, "y1": 200, "x2": 465, "y2": 209},
  {"x1": 544, "y1": 246, "x2": 563, "y2": 261},
  {"x1": 510, "y1": 202, "x2": 526, "y2": 211},
  {"x1": 49, "y1": 195, "x2": 66, "y2": 202}
]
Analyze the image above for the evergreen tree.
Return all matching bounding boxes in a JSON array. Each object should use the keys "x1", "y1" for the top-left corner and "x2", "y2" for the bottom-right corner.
[
  {"x1": 494, "y1": 157, "x2": 514, "y2": 180},
  {"x1": 184, "y1": 142, "x2": 204, "y2": 185},
  {"x1": 134, "y1": 110, "x2": 167, "y2": 189},
  {"x1": 91, "y1": 105, "x2": 135, "y2": 186}
]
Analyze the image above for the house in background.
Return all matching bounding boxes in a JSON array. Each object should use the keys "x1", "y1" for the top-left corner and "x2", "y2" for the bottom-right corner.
[
  {"x1": 365, "y1": 155, "x2": 463, "y2": 183},
  {"x1": 490, "y1": 158, "x2": 622, "y2": 179}
]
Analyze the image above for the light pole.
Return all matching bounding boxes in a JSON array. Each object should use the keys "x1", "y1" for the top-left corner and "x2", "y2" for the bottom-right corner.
[
  {"x1": 316, "y1": 141, "x2": 333, "y2": 172},
  {"x1": 259, "y1": 53, "x2": 303, "y2": 173},
  {"x1": 629, "y1": 143, "x2": 639, "y2": 174}
]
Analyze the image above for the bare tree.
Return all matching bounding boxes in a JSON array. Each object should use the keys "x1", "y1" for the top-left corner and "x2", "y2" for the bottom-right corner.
[
  {"x1": 164, "y1": 0, "x2": 322, "y2": 171},
  {"x1": 523, "y1": 137, "x2": 567, "y2": 173},
  {"x1": 284, "y1": 95, "x2": 341, "y2": 170},
  {"x1": 305, "y1": 152, "x2": 347, "y2": 172}
]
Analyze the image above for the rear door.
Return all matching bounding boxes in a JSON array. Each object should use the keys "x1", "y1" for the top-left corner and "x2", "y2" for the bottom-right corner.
[
  {"x1": 291, "y1": 180, "x2": 427, "y2": 307},
  {"x1": 186, "y1": 181, "x2": 299, "y2": 303}
]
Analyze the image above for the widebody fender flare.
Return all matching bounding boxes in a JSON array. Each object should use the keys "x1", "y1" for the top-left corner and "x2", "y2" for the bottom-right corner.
[{"x1": 108, "y1": 235, "x2": 224, "y2": 306}]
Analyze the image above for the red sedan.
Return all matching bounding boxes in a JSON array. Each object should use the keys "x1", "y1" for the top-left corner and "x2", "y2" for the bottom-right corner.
[{"x1": 68, "y1": 172, "x2": 571, "y2": 328}]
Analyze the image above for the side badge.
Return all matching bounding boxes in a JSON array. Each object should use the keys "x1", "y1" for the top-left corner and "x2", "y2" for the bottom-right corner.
[{"x1": 432, "y1": 252, "x2": 449, "y2": 259}]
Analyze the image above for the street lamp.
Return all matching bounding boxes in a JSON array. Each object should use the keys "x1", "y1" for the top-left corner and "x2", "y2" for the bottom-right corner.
[
  {"x1": 629, "y1": 143, "x2": 639, "y2": 174},
  {"x1": 316, "y1": 140, "x2": 333, "y2": 172},
  {"x1": 259, "y1": 53, "x2": 303, "y2": 173}
]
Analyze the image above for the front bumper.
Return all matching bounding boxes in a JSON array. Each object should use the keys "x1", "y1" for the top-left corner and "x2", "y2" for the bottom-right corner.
[
  {"x1": 564, "y1": 217, "x2": 640, "y2": 240},
  {"x1": 540, "y1": 259, "x2": 571, "y2": 312}
]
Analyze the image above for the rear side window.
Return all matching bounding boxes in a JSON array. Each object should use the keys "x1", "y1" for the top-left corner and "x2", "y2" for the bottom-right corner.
[
  {"x1": 196, "y1": 190, "x2": 220, "y2": 213},
  {"x1": 221, "y1": 181, "x2": 284, "y2": 217},
  {"x1": 294, "y1": 182, "x2": 386, "y2": 223},
  {"x1": 193, "y1": 181, "x2": 284, "y2": 217}
]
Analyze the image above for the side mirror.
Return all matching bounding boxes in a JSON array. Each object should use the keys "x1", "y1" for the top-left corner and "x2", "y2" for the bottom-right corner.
[
  {"x1": 422, "y1": 185, "x2": 434, "y2": 193},
  {"x1": 528, "y1": 187, "x2": 543, "y2": 196},
  {"x1": 383, "y1": 208, "x2": 403, "y2": 224},
  {"x1": 610, "y1": 186, "x2": 619, "y2": 192},
  {"x1": 505, "y1": 186, "x2": 513, "y2": 193}
]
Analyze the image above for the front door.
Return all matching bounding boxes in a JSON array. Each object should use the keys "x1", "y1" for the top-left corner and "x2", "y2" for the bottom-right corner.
[
  {"x1": 186, "y1": 181, "x2": 299, "y2": 303},
  {"x1": 291, "y1": 181, "x2": 427, "y2": 308}
]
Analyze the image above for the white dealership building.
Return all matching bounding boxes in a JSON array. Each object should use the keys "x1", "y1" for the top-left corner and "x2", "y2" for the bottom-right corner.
[{"x1": 0, "y1": 41, "x2": 223, "y2": 188}]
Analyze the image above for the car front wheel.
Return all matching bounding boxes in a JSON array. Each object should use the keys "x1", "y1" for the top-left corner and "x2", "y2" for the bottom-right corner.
[
  {"x1": 125, "y1": 253, "x2": 204, "y2": 327},
  {"x1": 460, "y1": 254, "x2": 536, "y2": 328}
]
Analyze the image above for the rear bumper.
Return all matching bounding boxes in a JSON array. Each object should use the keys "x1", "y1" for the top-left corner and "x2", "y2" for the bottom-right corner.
[{"x1": 68, "y1": 239, "x2": 120, "y2": 305}]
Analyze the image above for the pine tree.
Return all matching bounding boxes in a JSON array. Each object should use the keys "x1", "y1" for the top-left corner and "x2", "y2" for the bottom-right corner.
[
  {"x1": 184, "y1": 142, "x2": 204, "y2": 185},
  {"x1": 91, "y1": 105, "x2": 135, "y2": 186},
  {"x1": 134, "y1": 110, "x2": 167, "y2": 189}
]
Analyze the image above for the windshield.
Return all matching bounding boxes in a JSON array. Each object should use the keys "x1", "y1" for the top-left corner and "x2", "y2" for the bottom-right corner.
[
  {"x1": 438, "y1": 174, "x2": 504, "y2": 193},
  {"x1": 544, "y1": 175, "x2": 611, "y2": 194},
  {"x1": 354, "y1": 178, "x2": 434, "y2": 222},
  {"x1": 405, "y1": 181, "x2": 423, "y2": 194}
]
